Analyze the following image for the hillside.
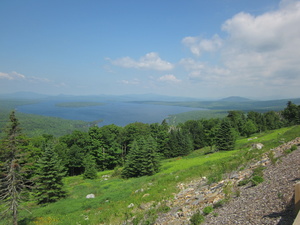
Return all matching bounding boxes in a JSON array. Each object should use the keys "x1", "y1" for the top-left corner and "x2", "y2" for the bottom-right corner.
[
  {"x1": 0, "y1": 99, "x2": 90, "y2": 137},
  {"x1": 3, "y1": 125, "x2": 299, "y2": 225}
]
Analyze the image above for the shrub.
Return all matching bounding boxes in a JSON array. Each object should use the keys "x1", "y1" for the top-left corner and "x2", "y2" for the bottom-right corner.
[
  {"x1": 290, "y1": 144, "x2": 298, "y2": 151},
  {"x1": 203, "y1": 206, "x2": 214, "y2": 215},
  {"x1": 190, "y1": 211, "x2": 205, "y2": 225}
]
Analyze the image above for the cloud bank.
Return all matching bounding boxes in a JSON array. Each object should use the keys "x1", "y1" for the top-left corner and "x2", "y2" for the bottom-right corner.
[{"x1": 182, "y1": 0, "x2": 300, "y2": 92}]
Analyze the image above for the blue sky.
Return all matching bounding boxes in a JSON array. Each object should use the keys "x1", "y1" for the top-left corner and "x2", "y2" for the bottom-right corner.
[{"x1": 1, "y1": 0, "x2": 300, "y2": 99}]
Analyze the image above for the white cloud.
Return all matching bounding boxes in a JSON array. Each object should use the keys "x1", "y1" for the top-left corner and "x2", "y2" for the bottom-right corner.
[
  {"x1": 111, "y1": 52, "x2": 174, "y2": 71},
  {"x1": 180, "y1": 0, "x2": 300, "y2": 95},
  {"x1": 0, "y1": 71, "x2": 25, "y2": 80},
  {"x1": 0, "y1": 71, "x2": 66, "y2": 88},
  {"x1": 158, "y1": 74, "x2": 181, "y2": 83},
  {"x1": 182, "y1": 34, "x2": 223, "y2": 56}
]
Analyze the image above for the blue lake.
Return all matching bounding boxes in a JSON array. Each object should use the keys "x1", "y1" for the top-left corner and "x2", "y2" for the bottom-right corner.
[{"x1": 17, "y1": 101, "x2": 205, "y2": 127}]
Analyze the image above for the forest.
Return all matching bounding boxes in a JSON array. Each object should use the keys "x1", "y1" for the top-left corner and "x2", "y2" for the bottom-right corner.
[{"x1": 0, "y1": 100, "x2": 300, "y2": 224}]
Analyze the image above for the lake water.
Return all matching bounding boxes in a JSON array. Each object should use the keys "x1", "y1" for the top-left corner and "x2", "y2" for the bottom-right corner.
[{"x1": 17, "y1": 100, "x2": 205, "y2": 126}]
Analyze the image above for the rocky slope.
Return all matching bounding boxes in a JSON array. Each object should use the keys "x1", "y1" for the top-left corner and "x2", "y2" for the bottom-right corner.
[{"x1": 154, "y1": 138, "x2": 300, "y2": 225}]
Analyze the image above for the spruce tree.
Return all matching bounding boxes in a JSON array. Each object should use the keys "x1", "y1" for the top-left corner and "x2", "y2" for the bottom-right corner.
[
  {"x1": 141, "y1": 136, "x2": 160, "y2": 176},
  {"x1": 0, "y1": 111, "x2": 27, "y2": 225},
  {"x1": 215, "y1": 119, "x2": 235, "y2": 151},
  {"x1": 122, "y1": 136, "x2": 160, "y2": 178},
  {"x1": 83, "y1": 154, "x2": 98, "y2": 179},
  {"x1": 35, "y1": 146, "x2": 66, "y2": 204}
]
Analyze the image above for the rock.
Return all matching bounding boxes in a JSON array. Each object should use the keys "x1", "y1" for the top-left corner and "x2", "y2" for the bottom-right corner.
[
  {"x1": 142, "y1": 193, "x2": 150, "y2": 198},
  {"x1": 128, "y1": 203, "x2": 134, "y2": 208},
  {"x1": 86, "y1": 194, "x2": 95, "y2": 199},
  {"x1": 252, "y1": 143, "x2": 264, "y2": 150}
]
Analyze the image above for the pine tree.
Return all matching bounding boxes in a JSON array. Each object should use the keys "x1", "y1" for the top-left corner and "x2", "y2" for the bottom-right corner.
[
  {"x1": 35, "y1": 146, "x2": 66, "y2": 204},
  {"x1": 83, "y1": 154, "x2": 98, "y2": 179},
  {"x1": 215, "y1": 119, "x2": 235, "y2": 151},
  {"x1": 0, "y1": 111, "x2": 27, "y2": 225},
  {"x1": 141, "y1": 136, "x2": 160, "y2": 176},
  {"x1": 166, "y1": 129, "x2": 193, "y2": 158},
  {"x1": 122, "y1": 136, "x2": 160, "y2": 178}
]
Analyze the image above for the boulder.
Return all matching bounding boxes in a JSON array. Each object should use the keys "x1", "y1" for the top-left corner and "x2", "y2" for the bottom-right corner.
[
  {"x1": 86, "y1": 194, "x2": 95, "y2": 199},
  {"x1": 252, "y1": 143, "x2": 264, "y2": 150}
]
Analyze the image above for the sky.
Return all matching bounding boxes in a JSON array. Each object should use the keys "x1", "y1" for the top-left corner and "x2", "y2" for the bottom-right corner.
[{"x1": 1, "y1": 0, "x2": 300, "y2": 100}]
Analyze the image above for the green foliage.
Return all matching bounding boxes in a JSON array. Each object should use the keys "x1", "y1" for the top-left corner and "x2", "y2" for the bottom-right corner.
[
  {"x1": 203, "y1": 206, "x2": 214, "y2": 215},
  {"x1": 4, "y1": 125, "x2": 298, "y2": 225},
  {"x1": 180, "y1": 120, "x2": 206, "y2": 150},
  {"x1": 215, "y1": 119, "x2": 235, "y2": 151},
  {"x1": 122, "y1": 136, "x2": 160, "y2": 178},
  {"x1": 251, "y1": 175, "x2": 264, "y2": 186},
  {"x1": 290, "y1": 144, "x2": 298, "y2": 151},
  {"x1": 282, "y1": 101, "x2": 300, "y2": 125},
  {"x1": 83, "y1": 154, "x2": 98, "y2": 179},
  {"x1": 190, "y1": 211, "x2": 205, "y2": 225},
  {"x1": 166, "y1": 129, "x2": 193, "y2": 157},
  {"x1": 0, "y1": 111, "x2": 29, "y2": 225},
  {"x1": 242, "y1": 119, "x2": 258, "y2": 137},
  {"x1": 34, "y1": 146, "x2": 66, "y2": 204}
]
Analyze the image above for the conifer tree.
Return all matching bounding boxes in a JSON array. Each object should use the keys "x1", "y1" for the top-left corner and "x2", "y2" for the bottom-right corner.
[
  {"x1": 35, "y1": 146, "x2": 66, "y2": 204},
  {"x1": 122, "y1": 136, "x2": 160, "y2": 178},
  {"x1": 0, "y1": 111, "x2": 27, "y2": 225},
  {"x1": 215, "y1": 119, "x2": 235, "y2": 151},
  {"x1": 83, "y1": 154, "x2": 98, "y2": 179}
]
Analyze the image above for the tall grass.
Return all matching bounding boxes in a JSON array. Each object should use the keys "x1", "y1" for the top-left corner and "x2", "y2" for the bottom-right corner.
[{"x1": 3, "y1": 125, "x2": 299, "y2": 225}]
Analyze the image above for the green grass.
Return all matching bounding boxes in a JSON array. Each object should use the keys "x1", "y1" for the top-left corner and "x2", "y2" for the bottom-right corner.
[{"x1": 2, "y1": 125, "x2": 299, "y2": 225}]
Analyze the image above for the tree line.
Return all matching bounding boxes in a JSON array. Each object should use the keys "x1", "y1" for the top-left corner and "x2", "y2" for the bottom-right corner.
[{"x1": 0, "y1": 101, "x2": 299, "y2": 224}]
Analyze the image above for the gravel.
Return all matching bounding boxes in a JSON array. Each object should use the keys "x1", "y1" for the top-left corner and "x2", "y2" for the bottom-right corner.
[{"x1": 203, "y1": 148, "x2": 300, "y2": 225}]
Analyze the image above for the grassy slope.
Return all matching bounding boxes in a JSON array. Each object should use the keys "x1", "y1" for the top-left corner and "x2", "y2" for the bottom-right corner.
[{"x1": 11, "y1": 125, "x2": 300, "y2": 225}]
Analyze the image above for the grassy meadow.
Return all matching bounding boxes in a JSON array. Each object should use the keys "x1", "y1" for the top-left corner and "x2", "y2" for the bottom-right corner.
[{"x1": 6, "y1": 125, "x2": 299, "y2": 225}]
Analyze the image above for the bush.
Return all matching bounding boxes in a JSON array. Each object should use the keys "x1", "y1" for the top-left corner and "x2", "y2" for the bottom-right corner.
[
  {"x1": 203, "y1": 206, "x2": 214, "y2": 215},
  {"x1": 190, "y1": 212, "x2": 205, "y2": 225},
  {"x1": 290, "y1": 144, "x2": 298, "y2": 151}
]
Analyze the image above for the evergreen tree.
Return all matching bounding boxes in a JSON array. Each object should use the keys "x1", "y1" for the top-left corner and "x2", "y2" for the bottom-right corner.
[
  {"x1": 0, "y1": 111, "x2": 28, "y2": 225},
  {"x1": 35, "y1": 146, "x2": 66, "y2": 204},
  {"x1": 282, "y1": 101, "x2": 300, "y2": 125},
  {"x1": 83, "y1": 154, "x2": 98, "y2": 179},
  {"x1": 242, "y1": 119, "x2": 258, "y2": 137},
  {"x1": 215, "y1": 119, "x2": 235, "y2": 151},
  {"x1": 166, "y1": 129, "x2": 193, "y2": 158},
  {"x1": 122, "y1": 136, "x2": 160, "y2": 178},
  {"x1": 142, "y1": 136, "x2": 160, "y2": 176}
]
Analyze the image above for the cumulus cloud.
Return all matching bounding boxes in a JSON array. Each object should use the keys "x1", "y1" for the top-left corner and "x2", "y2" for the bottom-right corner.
[
  {"x1": 181, "y1": 0, "x2": 300, "y2": 91},
  {"x1": 182, "y1": 34, "x2": 223, "y2": 56},
  {"x1": 158, "y1": 74, "x2": 181, "y2": 83},
  {"x1": 111, "y1": 52, "x2": 174, "y2": 71}
]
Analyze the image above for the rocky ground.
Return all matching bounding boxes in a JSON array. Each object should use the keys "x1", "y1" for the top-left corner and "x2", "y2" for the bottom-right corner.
[{"x1": 154, "y1": 138, "x2": 300, "y2": 225}]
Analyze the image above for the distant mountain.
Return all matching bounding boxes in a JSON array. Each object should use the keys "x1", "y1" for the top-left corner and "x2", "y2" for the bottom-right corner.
[
  {"x1": 0, "y1": 92, "x2": 203, "y2": 102},
  {"x1": 220, "y1": 96, "x2": 252, "y2": 102},
  {"x1": 121, "y1": 93, "x2": 201, "y2": 102},
  {"x1": 0, "y1": 92, "x2": 49, "y2": 99}
]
